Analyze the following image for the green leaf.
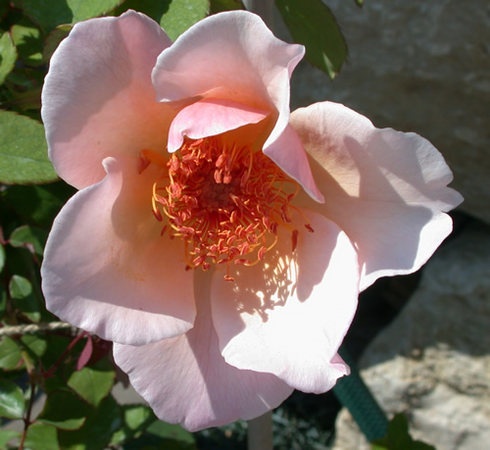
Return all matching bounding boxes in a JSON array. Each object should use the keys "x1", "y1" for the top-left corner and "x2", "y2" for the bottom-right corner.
[
  {"x1": 110, "y1": 404, "x2": 155, "y2": 445},
  {"x1": 9, "y1": 225, "x2": 47, "y2": 257},
  {"x1": 19, "y1": 0, "x2": 126, "y2": 32},
  {"x1": 118, "y1": 418, "x2": 197, "y2": 449},
  {"x1": 0, "y1": 429, "x2": 20, "y2": 449},
  {"x1": 0, "y1": 31, "x2": 17, "y2": 85},
  {"x1": 38, "y1": 389, "x2": 88, "y2": 430},
  {"x1": 58, "y1": 395, "x2": 122, "y2": 450},
  {"x1": 210, "y1": 0, "x2": 245, "y2": 13},
  {"x1": 160, "y1": 0, "x2": 209, "y2": 40},
  {"x1": 0, "y1": 337, "x2": 22, "y2": 370},
  {"x1": 20, "y1": 334, "x2": 48, "y2": 359},
  {"x1": 118, "y1": 0, "x2": 209, "y2": 41},
  {"x1": 69, "y1": 0, "x2": 128, "y2": 23},
  {"x1": 68, "y1": 360, "x2": 115, "y2": 407},
  {"x1": 0, "y1": 111, "x2": 57, "y2": 184},
  {"x1": 24, "y1": 422, "x2": 59, "y2": 450},
  {"x1": 43, "y1": 24, "x2": 72, "y2": 62},
  {"x1": 0, "y1": 379, "x2": 25, "y2": 419},
  {"x1": 124, "y1": 405, "x2": 155, "y2": 432},
  {"x1": 10, "y1": 21, "x2": 43, "y2": 66},
  {"x1": 9, "y1": 274, "x2": 41, "y2": 322},
  {"x1": 275, "y1": 0, "x2": 348, "y2": 78},
  {"x1": 372, "y1": 413, "x2": 436, "y2": 450},
  {"x1": 146, "y1": 420, "x2": 196, "y2": 445},
  {"x1": 2, "y1": 182, "x2": 75, "y2": 227}
]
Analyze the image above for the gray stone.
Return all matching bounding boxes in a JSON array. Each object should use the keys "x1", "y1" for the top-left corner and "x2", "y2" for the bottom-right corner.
[
  {"x1": 332, "y1": 222, "x2": 490, "y2": 450},
  {"x1": 289, "y1": 0, "x2": 490, "y2": 223}
]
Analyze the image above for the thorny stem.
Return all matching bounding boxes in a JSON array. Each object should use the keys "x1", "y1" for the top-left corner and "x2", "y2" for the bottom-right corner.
[
  {"x1": 18, "y1": 374, "x2": 37, "y2": 450},
  {"x1": 43, "y1": 330, "x2": 87, "y2": 378}
]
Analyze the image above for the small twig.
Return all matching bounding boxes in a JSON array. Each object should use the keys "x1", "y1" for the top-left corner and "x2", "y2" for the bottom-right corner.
[
  {"x1": 43, "y1": 331, "x2": 87, "y2": 378},
  {"x1": 18, "y1": 377, "x2": 37, "y2": 450},
  {"x1": 0, "y1": 321, "x2": 75, "y2": 337}
]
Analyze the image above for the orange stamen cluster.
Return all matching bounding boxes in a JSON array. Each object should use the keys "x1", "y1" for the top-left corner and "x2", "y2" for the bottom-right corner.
[{"x1": 149, "y1": 137, "x2": 299, "y2": 272}]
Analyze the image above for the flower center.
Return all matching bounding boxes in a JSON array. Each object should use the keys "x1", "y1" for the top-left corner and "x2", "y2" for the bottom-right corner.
[{"x1": 144, "y1": 137, "x2": 300, "y2": 275}]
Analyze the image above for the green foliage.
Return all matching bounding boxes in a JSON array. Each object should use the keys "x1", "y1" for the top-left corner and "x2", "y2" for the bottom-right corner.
[
  {"x1": 1, "y1": 182, "x2": 75, "y2": 227},
  {"x1": 67, "y1": 359, "x2": 115, "y2": 407},
  {"x1": 23, "y1": 423, "x2": 60, "y2": 450},
  {"x1": 110, "y1": 404, "x2": 156, "y2": 445},
  {"x1": 275, "y1": 0, "x2": 348, "y2": 78},
  {"x1": 159, "y1": 0, "x2": 209, "y2": 39},
  {"x1": 38, "y1": 390, "x2": 88, "y2": 430},
  {"x1": 57, "y1": 395, "x2": 123, "y2": 450},
  {"x1": 0, "y1": 378, "x2": 25, "y2": 419},
  {"x1": 9, "y1": 225, "x2": 47, "y2": 257},
  {"x1": 18, "y1": 0, "x2": 127, "y2": 32},
  {"x1": 10, "y1": 20, "x2": 43, "y2": 66},
  {"x1": 0, "y1": 31, "x2": 17, "y2": 84},
  {"x1": 210, "y1": 0, "x2": 245, "y2": 13},
  {"x1": 0, "y1": 111, "x2": 57, "y2": 184},
  {"x1": 0, "y1": 337, "x2": 23, "y2": 370},
  {"x1": 9, "y1": 274, "x2": 41, "y2": 322},
  {"x1": 117, "y1": 0, "x2": 209, "y2": 40},
  {"x1": 372, "y1": 414, "x2": 436, "y2": 450},
  {"x1": 0, "y1": 430, "x2": 20, "y2": 449}
]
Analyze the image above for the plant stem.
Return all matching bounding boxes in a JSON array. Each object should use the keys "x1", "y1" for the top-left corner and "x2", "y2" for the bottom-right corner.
[
  {"x1": 19, "y1": 378, "x2": 36, "y2": 450},
  {"x1": 247, "y1": 411, "x2": 273, "y2": 450}
]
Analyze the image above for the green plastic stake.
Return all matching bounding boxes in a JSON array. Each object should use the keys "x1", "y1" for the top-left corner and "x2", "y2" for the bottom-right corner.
[{"x1": 333, "y1": 348, "x2": 389, "y2": 442}]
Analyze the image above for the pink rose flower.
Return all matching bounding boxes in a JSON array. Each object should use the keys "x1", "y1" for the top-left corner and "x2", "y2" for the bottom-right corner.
[{"x1": 41, "y1": 10, "x2": 462, "y2": 430}]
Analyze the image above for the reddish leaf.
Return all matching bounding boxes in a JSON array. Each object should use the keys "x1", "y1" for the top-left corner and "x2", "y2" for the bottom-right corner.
[{"x1": 76, "y1": 335, "x2": 93, "y2": 371}]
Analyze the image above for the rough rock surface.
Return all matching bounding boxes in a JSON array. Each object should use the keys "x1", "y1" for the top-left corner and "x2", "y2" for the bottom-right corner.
[
  {"x1": 289, "y1": 0, "x2": 490, "y2": 223},
  {"x1": 332, "y1": 221, "x2": 490, "y2": 450}
]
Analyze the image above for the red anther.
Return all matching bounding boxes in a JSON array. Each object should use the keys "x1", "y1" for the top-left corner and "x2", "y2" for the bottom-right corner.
[{"x1": 149, "y1": 136, "x2": 303, "y2": 271}]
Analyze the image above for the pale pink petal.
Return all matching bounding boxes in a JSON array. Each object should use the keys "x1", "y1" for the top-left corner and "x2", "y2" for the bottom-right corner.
[
  {"x1": 291, "y1": 102, "x2": 463, "y2": 290},
  {"x1": 168, "y1": 98, "x2": 269, "y2": 152},
  {"x1": 211, "y1": 212, "x2": 358, "y2": 393},
  {"x1": 264, "y1": 125, "x2": 324, "y2": 203},
  {"x1": 152, "y1": 11, "x2": 304, "y2": 149},
  {"x1": 113, "y1": 271, "x2": 293, "y2": 432},
  {"x1": 41, "y1": 156, "x2": 195, "y2": 345},
  {"x1": 41, "y1": 11, "x2": 172, "y2": 189}
]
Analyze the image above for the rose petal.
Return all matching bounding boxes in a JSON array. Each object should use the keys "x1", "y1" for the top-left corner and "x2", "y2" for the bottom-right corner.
[
  {"x1": 41, "y1": 156, "x2": 195, "y2": 345},
  {"x1": 152, "y1": 10, "x2": 304, "y2": 149},
  {"x1": 42, "y1": 10, "x2": 172, "y2": 189},
  {"x1": 113, "y1": 271, "x2": 293, "y2": 431},
  {"x1": 264, "y1": 124, "x2": 324, "y2": 203},
  {"x1": 211, "y1": 212, "x2": 358, "y2": 393},
  {"x1": 291, "y1": 102, "x2": 463, "y2": 290},
  {"x1": 168, "y1": 98, "x2": 269, "y2": 152}
]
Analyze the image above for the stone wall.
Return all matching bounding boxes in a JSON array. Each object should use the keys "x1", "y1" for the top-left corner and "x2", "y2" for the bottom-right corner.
[
  {"x1": 332, "y1": 221, "x2": 490, "y2": 450},
  {"x1": 290, "y1": 0, "x2": 490, "y2": 224}
]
